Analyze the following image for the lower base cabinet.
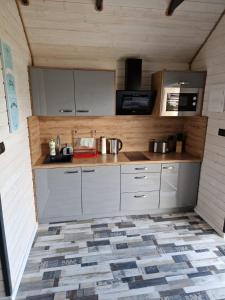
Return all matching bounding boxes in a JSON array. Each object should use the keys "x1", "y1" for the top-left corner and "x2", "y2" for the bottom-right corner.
[
  {"x1": 160, "y1": 162, "x2": 200, "y2": 209},
  {"x1": 121, "y1": 191, "x2": 159, "y2": 211},
  {"x1": 82, "y1": 166, "x2": 120, "y2": 215},
  {"x1": 34, "y1": 162, "x2": 201, "y2": 223},
  {"x1": 35, "y1": 168, "x2": 82, "y2": 223}
]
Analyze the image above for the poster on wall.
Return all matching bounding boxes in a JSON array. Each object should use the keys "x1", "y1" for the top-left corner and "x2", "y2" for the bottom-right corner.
[{"x1": 0, "y1": 40, "x2": 19, "y2": 132}]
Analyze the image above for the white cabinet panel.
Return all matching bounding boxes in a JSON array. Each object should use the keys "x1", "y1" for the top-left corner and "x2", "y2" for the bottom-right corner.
[
  {"x1": 74, "y1": 70, "x2": 115, "y2": 116},
  {"x1": 121, "y1": 191, "x2": 159, "y2": 211},
  {"x1": 121, "y1": 172, "x2": 160, "y2": 193},
  {"x1": 35, "y1": 168, "x2": 82, "y2": 223},
  {"x1": 82, "y1": 166, "x2": 120, "y2": 215}
]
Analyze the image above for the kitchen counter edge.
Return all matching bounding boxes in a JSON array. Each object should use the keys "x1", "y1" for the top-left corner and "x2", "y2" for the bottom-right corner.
[{"x1": 32, "y1": 152, "x2": 202, "y2": 170}]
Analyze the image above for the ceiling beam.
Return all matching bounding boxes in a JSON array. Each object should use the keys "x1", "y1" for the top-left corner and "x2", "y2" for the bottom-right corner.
[
  {"x1": 21, "y1": 0, "x2": 29, "y2": 5},
  {"x1": 166, "y1": 0, "x2": 184, "y2": 16},
  {"x1": 95, "y1": 0, "x2": 103, "y2": 11}
]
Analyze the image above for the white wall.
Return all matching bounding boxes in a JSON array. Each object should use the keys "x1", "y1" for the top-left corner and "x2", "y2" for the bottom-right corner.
[
  {"x1": 0, "y1": 1, "x2": 37, "y2": 298},
  {"x1": 192, "y1": 14, "x2": 225, "y2": 236}
]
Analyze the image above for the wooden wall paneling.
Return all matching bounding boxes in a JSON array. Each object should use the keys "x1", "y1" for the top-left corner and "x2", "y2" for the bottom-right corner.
[
  {"x1": 183, "y1": 116, "x2": 208, "y2": 158},
  {"x1": 27, "y1": 116, "x2": 41, "y2": 165},
  {"x1": 27, "y1": 115, "x2": 207, "y2": 164},
  {"x1": 0, "y1": 0, "x2": 37, "y2": 296},
  {"x1": 37, "y1": 116, "x2": 185, "y2": 156},
  {"x1": 191, "y1": 12, "x2": 225, "y2": 236},
  {"x1": 17, "y1": 0, "x2": 225, "y2": 65}
]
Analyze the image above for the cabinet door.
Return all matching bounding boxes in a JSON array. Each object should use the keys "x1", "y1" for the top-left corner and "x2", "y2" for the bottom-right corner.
[
  {"x1": 74, "y1": 70, "x2": 115, "y2": 116},
  {"x1": 160, "y1": 164, "x2": 179, "y2": 208},
  {"x1": 82, "y1": 166, "x2": 120, "y2": 215},
  {"x1": 177, "y1": 163, "x2": 200, "y2": 208},
  {"x1": 163, "y1": 71, "x2": 206, "y2": 88},
  {"x1": 35, "y1": 168, "x2": 82, "y2": 223},
  {"x1": 30, "y1": 68, "x2": 76, "y2": 116},
  {"x1": 160, "y1": 163, "x2": 200, "y2": 209}
]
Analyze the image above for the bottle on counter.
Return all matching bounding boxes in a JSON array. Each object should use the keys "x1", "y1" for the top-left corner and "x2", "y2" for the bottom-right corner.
[
  {"x1": 176, "y1": 133, "x2": 184, "y2": 153},
  {"x1": 49, "y1": 139, "x2": 56, "y2": 156},
  {"x1": 100, "y1": 136, "x2": 107, "y2": 155}
]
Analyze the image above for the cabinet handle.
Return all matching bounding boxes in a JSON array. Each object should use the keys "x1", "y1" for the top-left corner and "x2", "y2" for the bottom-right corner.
[
  {"x1": 134, "y1": 176, "x2": 147, "y2": 179},
  {"x1": 134, "y1": 195, "x2": 147, "y2": 198},
  {"x1": 82, "y1": 169, "x2": 95, "y2": 173},
  {"x1": 76, "y1": 110, "x2": 89, "y2": 113},
  {"x1": 64, "y1": 170, "x2": 79, "y2": 174},
  {"x1": 162, "y1": 166, "x2": 174, "y2": 170},
  {"x1": 59, "y1": 109, "x2": 73, "y2": 113},
  {"x1": 178, "y1": 81, "x2": 190, "y2": 86},
  {"x1": 135, "y1": 167, "x2": 148, "y2": 171}
]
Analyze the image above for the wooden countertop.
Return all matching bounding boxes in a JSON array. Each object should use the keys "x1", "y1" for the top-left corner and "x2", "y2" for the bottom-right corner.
[{"x1": 33, "y1": 152, "x2": 201, "y2": 169}]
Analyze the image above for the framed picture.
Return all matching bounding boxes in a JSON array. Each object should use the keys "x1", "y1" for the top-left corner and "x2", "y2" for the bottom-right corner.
[{"x1": 0, "y1": 40, "x2": 19, "y2": 132}]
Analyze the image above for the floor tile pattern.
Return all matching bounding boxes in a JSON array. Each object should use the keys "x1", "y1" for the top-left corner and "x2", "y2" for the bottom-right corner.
[{"x1": 16, "y1": 212, "x2": 225, "y2": 300}]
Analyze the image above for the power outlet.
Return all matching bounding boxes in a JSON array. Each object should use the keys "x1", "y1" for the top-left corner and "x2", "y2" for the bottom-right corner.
[
  {"x1": 218, "y1": 129, "x2": 225, "y2": 137},
  {"x1": 0, "y1": 142, "x2": 5, "y2": 155}
]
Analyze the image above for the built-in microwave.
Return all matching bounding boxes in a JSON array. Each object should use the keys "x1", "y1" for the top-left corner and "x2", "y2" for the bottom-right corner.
[
  {"x1": 116, "y1": 90, "x2": 155, "y2": 115},
  {"x1": 161, "y1": 87, "x2": 203, "y2": 116}
]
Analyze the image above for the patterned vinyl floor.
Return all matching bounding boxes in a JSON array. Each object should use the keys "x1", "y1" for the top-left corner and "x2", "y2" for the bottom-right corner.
[{"x1": 16, "y1": 212, "x2": 225, "y2": 300}]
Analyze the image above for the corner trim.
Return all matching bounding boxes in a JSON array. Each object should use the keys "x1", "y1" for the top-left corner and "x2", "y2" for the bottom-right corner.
[{"x1": 0, "y1": 196, "x2": 12, "y2": 296}]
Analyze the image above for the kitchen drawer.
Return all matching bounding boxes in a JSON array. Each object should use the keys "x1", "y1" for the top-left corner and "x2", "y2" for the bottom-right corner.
[
  {"x1": 121, "y1": 172, "x2": 160, "y2": 193},
  {"x1": 121, "y1": 191, "x2": 159, "y2": 211},
  {"x1": 121, "y1": 164, "x2": 161, "y2": 174}
]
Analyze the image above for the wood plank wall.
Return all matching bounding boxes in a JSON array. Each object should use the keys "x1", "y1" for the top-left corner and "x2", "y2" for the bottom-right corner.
[
  {"x1": 28, "y1": 115, "x2": 207, "y2": 165},
  {"x1": 0, "y1": 0, "x2": 37, "y2": 296},
  {"x1": 191, "y1": 14, "x2": 225, "y2": 236}
]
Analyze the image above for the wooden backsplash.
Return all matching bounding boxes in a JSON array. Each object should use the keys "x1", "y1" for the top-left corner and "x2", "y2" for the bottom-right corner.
[{"x1": 28, "y1": 115, "x2": 208, "y2": 165}]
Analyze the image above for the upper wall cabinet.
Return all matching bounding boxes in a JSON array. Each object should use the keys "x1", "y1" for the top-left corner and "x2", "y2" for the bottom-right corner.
[
  {"x1": 30, "y1": 67, "x2": 115, "y2": 116},
  {"x1": 30, "y1": 68, "x2": 76, "y2": 116},
  {"x1": 74, "y1": 70, "x2": 115, "y2": 116}
]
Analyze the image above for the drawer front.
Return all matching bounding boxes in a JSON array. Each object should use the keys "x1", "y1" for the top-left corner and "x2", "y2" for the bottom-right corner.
[
  {"x1": 121, "y1": 191, "x2": 159, "y2": 211},
  {"x1": 121, "y1": 164, "x2": 161, "y2": 174},
  {"x1": 161, "y1": 163, "x2": 178, "y2": 174},
  {"x1": 121, "y1": 172, "x2": 160, "y2": 193}
]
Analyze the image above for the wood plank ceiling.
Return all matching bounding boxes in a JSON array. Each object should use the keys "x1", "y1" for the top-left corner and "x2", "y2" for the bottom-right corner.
[{"x1": 18, "y1": 0, "x2": 225, "y2": 64}]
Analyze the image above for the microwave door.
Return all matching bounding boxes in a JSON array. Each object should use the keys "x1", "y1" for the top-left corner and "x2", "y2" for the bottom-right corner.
[{"x1": 179, "y1": 87, "x2": 203, "y2": 116}]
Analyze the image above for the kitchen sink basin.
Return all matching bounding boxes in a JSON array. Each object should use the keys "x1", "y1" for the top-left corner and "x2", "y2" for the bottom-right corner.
[
  {"x1": 124, "y1": 151, "x2": 150, "y2": 161},
  {"x1": 44, "y1": 154, "x2": 72, "y2": 164}
]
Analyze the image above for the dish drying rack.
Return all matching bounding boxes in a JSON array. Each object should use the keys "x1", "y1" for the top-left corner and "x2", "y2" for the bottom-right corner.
[{"x1": 72, "y1": 129, "x2": 99, "y2": 158}]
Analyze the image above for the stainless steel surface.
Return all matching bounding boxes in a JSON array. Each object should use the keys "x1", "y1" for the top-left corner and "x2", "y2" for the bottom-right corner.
[
  {"x1": 59, "y1": 109, "x2": 73, "y2": 113},
  {"x1": 107, "y1": 138, "x2": 123, "y2": 154},
  {"x1": 153, "y1": 141, "x2": 169, "y2": 154},
  {"x1": 161, "y1": 87, "x2": 203, "y2": 116}
]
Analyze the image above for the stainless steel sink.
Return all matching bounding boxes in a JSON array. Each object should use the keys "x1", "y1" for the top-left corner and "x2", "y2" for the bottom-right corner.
[{"x1": 124, "y1": 151, "x2": 150, "y2": 161}]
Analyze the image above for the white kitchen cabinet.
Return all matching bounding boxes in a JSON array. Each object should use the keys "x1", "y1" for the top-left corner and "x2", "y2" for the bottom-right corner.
[
  {"x1": 35, "y1": 168, "x2": 82, "y2": 223},
  {"x1": 121, "y1": 191, "x2": 159, "y2": 211},
  {"x1": 74, "y1": 70, "x2": 115, "y2": 116},
  {"x1": 82, "y1": 166, "x2": 120, "y2": 215},
  {"x1": 121, "y1": 163, "x2": 161, "y2": 212},
  {"x1": 160, "y1": 162, "x2": 200, "y2": 209},
  {"x1": 121, "y1": 172, "x2": 160, "y2": 193},
  {"x1": 30, "y1": 67, "x2": 115, "y2": 116},
  {"x1": 30, "y1": 68, "x2": 76, "y2": 116}
]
